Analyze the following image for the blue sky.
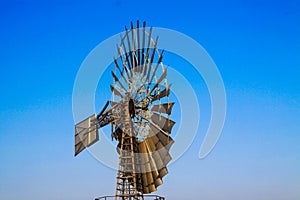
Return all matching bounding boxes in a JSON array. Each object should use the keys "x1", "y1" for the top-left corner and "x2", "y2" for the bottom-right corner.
[{"x1": 0, "y1": 0, "x2": 299, "y2": 199}]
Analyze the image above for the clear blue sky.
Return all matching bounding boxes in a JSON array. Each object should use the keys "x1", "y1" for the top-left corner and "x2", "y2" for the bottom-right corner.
[{"x1": 0, "y1": 0, "x2": 299, "y2": 200}]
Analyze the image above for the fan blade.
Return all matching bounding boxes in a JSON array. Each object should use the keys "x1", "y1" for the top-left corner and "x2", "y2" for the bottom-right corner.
[
  {"x1": 113, "y1": 58, "x2": 130, "y2": 87},
  {"x1": 158, "y1": 133, "x2": 174, "y2": 150},
  {"x1": 142, "y1": 27, "x2": 153, "y2": 76},
  {"x1": 148, "y1": 130, "x2": 174, "y2": 148},
  {"x1": 148, "y1": 68, "x2": 167, "y2": 95},
  {"x1": 137, "y1": 69, "x2": 168, "y2": 103},
  {"x1": 150, "y1": 84, "x2": 171, "y2": 103},
  {"x1": 159, "y1": 167, "x2": 168, "y2": 178},
  {"x1": 137, "y1": 139, "x2": 170, "y2": 194},
  {"x1": 141, "y1": 21, "x2": 146, "y2": 66},
  {"x1": 138, "y1": 142, "x2": 151, "y2": 193},
  {"x1": 113, "y1": 58, "x2": 122, "y2": 75},
  {"x1": 149, "y1": 36, "x2": 158, "y2": 65},
  {"x1": 150, "y1": 102, "x2": 175, "y2": 115},
  {"x1": 134, "y1": 49, "x2": 164, "y2": 101},
  {"x1": 148, "y1": 49, "x2": 164, "y2": 85},
  {"x1": 136, "y1": 20, "x2": 140, "y2": 65},
  {"x1": 119, "y1": 33, "x2": 134, "y2": 74},
  {"x1": 150, "y1": 112, "x2": 175, "y2": 133},
  {"x1": 111, "y1": 71, "x2": 125, "y2": 90},
  {"x1": 116, "y1": 43, "x2": 131, "y2": 79},
  {"x1": 146, "y1": 135, "x2": 173, "y2": 166},
  {"x1": 125, "y1": 26, "x2": 135, "y2": 69},
  {"x1": 145, "y1": 38, "x2": 157, "y2": 80},
  {"x1": 130, "y1": 22, "x2": 138, "y2": 68},
  {"x1": 110, "y1": 85, "x2": 124, "y2": 98},
  {"x1": 145, "y1": 36, "x2": 159, "y2": 81},
  {"x1": 111, "y1": 71, "x2": 128, "y2": 89}
]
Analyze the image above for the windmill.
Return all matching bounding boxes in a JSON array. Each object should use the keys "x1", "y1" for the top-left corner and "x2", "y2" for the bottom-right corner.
[{"x1": 74, "y1": 21, "x2": 176, "y2": 200}]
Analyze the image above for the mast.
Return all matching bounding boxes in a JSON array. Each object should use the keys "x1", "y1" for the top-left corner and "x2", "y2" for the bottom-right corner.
[{"x1": 115, "y1": 100, "x2": 142, "y2": 200}]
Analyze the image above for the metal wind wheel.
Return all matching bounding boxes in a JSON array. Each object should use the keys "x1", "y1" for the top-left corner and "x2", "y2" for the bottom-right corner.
[{"x1": 74, "y1": 21, "x2": 175, "y2": 200}]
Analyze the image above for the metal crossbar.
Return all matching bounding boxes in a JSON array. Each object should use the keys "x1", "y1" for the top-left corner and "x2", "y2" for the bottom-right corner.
[{"x1": 95, "y1": 194, "x2": 165, "y2": 200}]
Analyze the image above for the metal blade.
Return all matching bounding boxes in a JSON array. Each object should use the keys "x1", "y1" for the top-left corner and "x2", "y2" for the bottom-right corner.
[
  {"x1": 111, "y1": 71, "x2": 125, "y2": 90},
  {"x1": 149, "y1": 36, "x2": 158, "y2": 64},
  {"x1": 125, "y1": 26, "x2": 134, "y2": 69},
  {"x1": 110, "y1": 85, "x2": 124, "y2": 98},
  {"x1": 116, "y1": 43, "x2": 131, "y2": 79},
  {"x1": 150, "y1": 84, "x2": 171, "y2": 103},
  {"x1": 120, "y1": 33, "x2": 132, "y2": 71},
  {"x1": 113, "y1": 58, "x2": 122, "y2": 75},
  {"x1": 130, "y1": 22, "x2": 138, "y2": 68},
  {"x1": 145, "y1": 36, "x2": 159, "y2": 81},
  {"x1": 137, "y1": 68, "x2": 167, "y2": 103},
  {"x1": 150, "y1": 112, "x2": 175, "y2": 133},
  {"x1": 148, "y1": 130, "x2": 174, "y2": 148},
  {"x1": 141, "y1": 21, "x2": 146, "y2": 66},
  {"x1": 148, "y1": 49, "x2": 164, "y2": 85},
  {"x1": 148, "y1": 68, "x2": 167, "y2": 95},
  {"x1": 142, "y1": 27, "x2": 153, "y2": 76},
  {"x1": 136, "y1": 135, "x2": 173, "y2": 193},
  {"x1": 136, "y1": 20, "x2": 140, "y2": 65},
  {"x1": 113, "y1": 59, "x2": 130, "y2": 87},
  {"x1": 140, "y1": 115, "x2": 169, "y2": 137},
  {"x1": 150, "y1": 102, "x2": 175, "y2": 115}
]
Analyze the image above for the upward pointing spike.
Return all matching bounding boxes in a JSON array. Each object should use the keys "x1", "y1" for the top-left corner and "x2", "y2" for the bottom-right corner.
[
  {"x1": 141, "y1": 21, "x2": 146, "y2": 66},
  {"x1": 131, "y1": 21, "x2": 134, "y2": 30},
  {"x1": 137, "y1": 20, "x2": 140, "y2": 65}
]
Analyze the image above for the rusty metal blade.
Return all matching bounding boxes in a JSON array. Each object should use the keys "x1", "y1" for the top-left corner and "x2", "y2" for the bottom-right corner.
[
  {"x1": 111, "y1": 71, "x2": 125, "y2": 90},
  {"x1": 150, "y1": 112, "x2": 175, "y2": 133},
  {"x1": 141, "y1": 21, "x2": 146, "y2": 66},
  {"x1": 137, "y1": 20, "x2": 140, "y2": 65},
  {"x1": 148, "y1": 68, "x2": 167, "y2": 95},
  {"x1": 150, "y1": 102, "x2": 175, "y2": 115},
  {"x1": 125, "y1": 26, "x2": 134, "y2": 69},
  {"x1": 150, "y1": 84, "x2": 171, "y2": 103},
  {"x1": 110, "y1": 85, "x2": 124, "y2": 98}
]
